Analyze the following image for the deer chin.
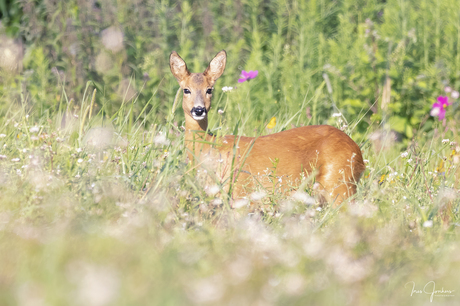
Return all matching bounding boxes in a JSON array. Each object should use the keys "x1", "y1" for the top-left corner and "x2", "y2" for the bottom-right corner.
[{"x1": 192, "y1": 114, "x2": 206, "y2": 121}]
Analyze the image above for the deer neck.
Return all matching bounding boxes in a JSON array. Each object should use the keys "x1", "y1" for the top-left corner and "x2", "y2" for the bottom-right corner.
[
  {"x1": 184, "y1": 113, "x2": 214, "y2": 155},
  {"x1": 184, "y1": 113, "x2": 208, "y2": 136}
]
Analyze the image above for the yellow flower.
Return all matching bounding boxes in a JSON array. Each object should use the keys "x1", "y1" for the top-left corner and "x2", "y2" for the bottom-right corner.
[
  {"x1": 436, "y1": 160, "x2": 445, "y2": 173},
  {"x1": 267, "y1": 117, "x2": 276, "y2": 129}
]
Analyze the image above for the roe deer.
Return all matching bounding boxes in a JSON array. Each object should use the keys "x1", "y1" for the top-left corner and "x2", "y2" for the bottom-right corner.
[{"x1": 170, "y1": 50, "x2": 365, "y2": 205}]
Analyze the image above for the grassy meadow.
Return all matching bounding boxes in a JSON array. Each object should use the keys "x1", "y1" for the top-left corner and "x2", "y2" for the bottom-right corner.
[{"x1": 1, "y1": 0, "x2": 460, "y2": 305}]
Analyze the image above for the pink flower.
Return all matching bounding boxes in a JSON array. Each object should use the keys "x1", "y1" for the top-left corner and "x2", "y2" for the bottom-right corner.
[
  {"x1": 238, "y1": 70, "x2": 258, "y2": 83},
  {"x1": 430, "y1": 96, "x2": 450, "y2": 120}
]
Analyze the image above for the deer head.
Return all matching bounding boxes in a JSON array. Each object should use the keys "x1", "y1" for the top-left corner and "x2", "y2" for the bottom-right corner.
[{"x1": 170, "y1": 50, "x2": 226, "y2": 129}]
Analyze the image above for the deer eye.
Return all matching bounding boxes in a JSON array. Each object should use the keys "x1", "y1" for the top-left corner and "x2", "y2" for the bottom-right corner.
[
  {"x1": 206, "y1": 88, "x2": 213, "y2": 95},
  {"x1": 184, "y1": 88, "x2": 191, "y2": 94}
]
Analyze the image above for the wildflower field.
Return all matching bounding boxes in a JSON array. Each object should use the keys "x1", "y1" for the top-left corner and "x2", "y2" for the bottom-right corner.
[{"x1": 1, "y1": 0, "x2": 460, "y2": 305}]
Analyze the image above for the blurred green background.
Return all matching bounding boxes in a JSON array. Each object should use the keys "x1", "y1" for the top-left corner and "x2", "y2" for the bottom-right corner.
[{"x1": 1, "y1": 0, "x2": 459, "y2": 140}]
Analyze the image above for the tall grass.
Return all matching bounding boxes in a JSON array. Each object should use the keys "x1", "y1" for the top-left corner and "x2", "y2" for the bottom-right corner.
[{"x1": 0, "y1": 0, "x2": 459, "y2": 305}]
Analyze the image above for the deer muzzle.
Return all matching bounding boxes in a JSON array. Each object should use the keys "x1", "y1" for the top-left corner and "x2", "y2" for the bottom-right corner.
[{"x1": 191, "y1": 106, "x2": 207, "y2": 120}]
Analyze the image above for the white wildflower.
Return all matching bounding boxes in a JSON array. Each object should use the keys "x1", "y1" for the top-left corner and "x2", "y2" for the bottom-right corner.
[
  {"x1": 284, "y1": 273, "x2": 306, "y2": 296},
  {"x1": 206, "y1": 185, "x2": 220, "y2": 196},
  {"x1": 0, "y1": 155, "x2": 6, "y2": 159},
  {"x1": 153, "y1": 134, "x2": 170, "y2": 146},
  {"x1": 211, "y1": 198, "x2": 223, "y2": 206},
  {"x1": 67, "y1": 262, "x2": 120, "y2": 306},
  {"x1": 222, "y1": 86, "x2": 233, "y2": 92},
  {"x1": 423, "y1": 220, "x2": 433, "y2": 228},
  {"x1": 76, "y1": 148, "x2": 83, "y2": 153},
  {"x1": 451, "y1": 90, "x2": 459, "y2": 99},
  {"x1": 101, "y1": 26, "x2": 124, "y2": 53},
  {"x1": 442, "y1": 139, "x2": 449, "y2": 144},
  {"x1": 29, "y1": 126, "x2": 39, "y2": 133},
  {"x1": 16, "y1": 282, "x2": 46, "y2": 306},
  {"x1": 0, "y1": 36, "x2": 23, "y2": 72},
  {"x1": 316, "y1": 207, "x2": 322, "y2": 212},
  {"x1": 332, "y1": 112, "x2": 342, "y2": 117},
  {"x1": 250, "y1": 191, "x2": 267, "y2": 201},
  {"x1": 84, "y1": 127, "x2": 115, "y2": 150},
  {"x1": 228, "y1": 258, "x2": 252, "y2": 284},
  {"x1": 400, "y1": 151, "x2": 409, "y2": 158},
  {"x1": 187, "y1": 275, "x2": 224, "y2": 304},
  {"x1": 77, "y1": 158, "x2": 83, "y2": 163},
  {"x1": 218, "y1": 109, "x2": 224, "y2": 114},
  {"x1": 0, "y1": 134, "x2": 6, "y2": 138},
  {"x1": 407, "y1": 158, "x2": 413, "y2": 163},
  {"x1": 438, "y1": 188, "x2": 457, "y2": 202},
  {"x1": 11, "y1": 158, "x2": 20, "y2": 162},
  {"x1": 348, "y1": 201, "x2": 377, "y2": 218},
  {"x1": 291, "y1": 191, "x2": 316, "y2": 205},
  {"x1": 233, "y1": 198, "x2": 249, "y2": 209}
]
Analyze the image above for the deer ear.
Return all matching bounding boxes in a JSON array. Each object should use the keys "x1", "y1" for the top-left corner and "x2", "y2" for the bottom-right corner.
[
  {"x1": 170, "y1": 51, "x2": 190, "y2": 82},
  {"x1": 204, "y1": 50, "x2": 226, "y2": 83}
]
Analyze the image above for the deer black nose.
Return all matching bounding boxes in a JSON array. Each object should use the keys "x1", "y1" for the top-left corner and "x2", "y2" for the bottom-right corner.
[{"x1": 191, "y1": 106, "x2": 206, "y2": 117}]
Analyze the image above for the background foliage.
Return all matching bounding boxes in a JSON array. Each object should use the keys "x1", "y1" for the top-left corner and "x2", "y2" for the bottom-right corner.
[
  {"x1": 0, "y1": 0, "x2": 460, "y2": 305},
  {"x1": 0, "y1": 0, "x2": 459, "y2": 138}
]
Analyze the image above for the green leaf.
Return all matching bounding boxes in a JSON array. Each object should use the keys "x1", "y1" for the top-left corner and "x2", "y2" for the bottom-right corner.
[{"x1": 388, "y1": 116, "x2": 407, "y2": 134}]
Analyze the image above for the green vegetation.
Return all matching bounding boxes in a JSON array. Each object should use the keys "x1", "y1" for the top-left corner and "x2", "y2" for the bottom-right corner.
[{"x1": 0, "y1": 0, "x2": 459, "y2": 305}]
